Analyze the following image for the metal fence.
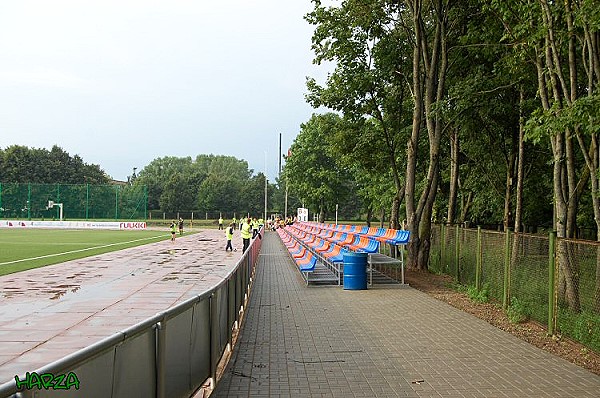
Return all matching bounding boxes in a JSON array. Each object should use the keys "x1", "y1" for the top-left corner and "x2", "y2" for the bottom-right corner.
[
  {"x1": 0, "y1": 230, "x2": 262, "y2": 398},
  {"x1": 429, "y1": 225, "x2": 600, "y2": 353},
  {"x1": 0, "y1": 183, "x2": 147, "y2": 220}
]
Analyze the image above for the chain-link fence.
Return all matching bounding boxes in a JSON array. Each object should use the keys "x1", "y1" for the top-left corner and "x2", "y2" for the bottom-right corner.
[
  {"x1": 0, "y1": 183, "x2": 147, "y2": 220},
  {"x1": 430, "y1": 225, "x2": 600, "y2": 353}
]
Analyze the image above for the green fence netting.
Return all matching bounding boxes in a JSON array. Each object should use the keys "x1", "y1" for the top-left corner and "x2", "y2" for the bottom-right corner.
[{"x1": 0, "y1": 183, "x2": 147, "y2": 220}]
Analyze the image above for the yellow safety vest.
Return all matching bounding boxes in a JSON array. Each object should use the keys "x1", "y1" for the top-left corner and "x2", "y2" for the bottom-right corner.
[{"x1": 240, "y1": 222, "x2": 252, "y2": 239}]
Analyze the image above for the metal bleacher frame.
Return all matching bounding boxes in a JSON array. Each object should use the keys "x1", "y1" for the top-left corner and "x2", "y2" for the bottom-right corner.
[
  {"x1": 279, "y1": 228, "x2": 339, "y2": 286},
  {"x1": 298, "y1": 222, "x2": 410, "y2": 286}
]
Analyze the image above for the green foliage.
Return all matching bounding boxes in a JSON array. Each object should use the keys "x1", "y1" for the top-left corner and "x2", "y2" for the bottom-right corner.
[
  {"x1": 304, "y1": 0, "x2": 410, "y2": 224},
  {"x1": 0, "y1": 145, "x2": 109, "y2": 184},
  {"x1": 134, "y1": 154, "x2": 268, "y2": 216},
  {"x1": 525, "y1": 95, "x2": 600, "y2": 145},
  {"x1": 558, "y1": 309, "x2": 600, "y2": 353},
  {"x1": 304, "y1": 0, "x2": 600, "y2": 232},
  {"x1": 467, "y1": 284, "x2": 490, "y2": 303},
  {"x1": 284, "y1": 113, "x2": 358, "y2": 221},
  {"x1": 506, "y1": 297, "x2": 529, "y2": 324}
]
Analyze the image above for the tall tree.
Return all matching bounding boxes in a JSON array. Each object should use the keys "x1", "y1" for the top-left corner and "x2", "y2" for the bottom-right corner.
[
  {"x1": 0, "y1": 145, "x2": 108, "y2": 184},
  {"x1": 306, "y1": 0, "x2": 410, "y2": 228},
  {"x1": 284, "y1": 113, "x2": 357, "y2": 222},
  {"x1": 491, "y1": 0, "x2": 600, "y2": 311},
  {"x1": 135, "y1": 156, "x2": 196, "y2": 211},
  {"x1": 401, "y1": 0, "x2": 453, "y2": 270}
]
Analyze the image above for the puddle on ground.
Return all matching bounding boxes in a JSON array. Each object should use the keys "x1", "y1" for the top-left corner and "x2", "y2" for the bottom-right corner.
[
  {"x1": 50, "y1": 290, "x2": 66, "y2": 300},
  {"x1": 157, "y1": 248, "x2": 190, "y2": 255}
]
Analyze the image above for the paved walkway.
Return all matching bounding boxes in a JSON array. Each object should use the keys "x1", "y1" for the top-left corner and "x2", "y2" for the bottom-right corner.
[
  {"x1": 0, "y1": 229, "x2": 243, "y2": 383},
  {"x1": 213, "y1": 232, "x2": 600, "y2": 397}
]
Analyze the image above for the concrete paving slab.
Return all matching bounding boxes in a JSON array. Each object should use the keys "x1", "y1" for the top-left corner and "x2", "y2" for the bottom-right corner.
[{"x1": 213, "y1": 232, "x2": 600, "y2": 397}]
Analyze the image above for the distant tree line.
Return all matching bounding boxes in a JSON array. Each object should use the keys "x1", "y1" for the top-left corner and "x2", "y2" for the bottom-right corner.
[
  {"x1": 0, "y1": 145, "x2": 109, "y2": 184},
  {"x1": 132, "y1": 154, "x2": 295, "y2": 218},
  {"x1": 0, "y1": 146, "x2": 303, "y2": 220},
  {"x1": 0, "y1": 145, "x2": 298, "y2": 218}
]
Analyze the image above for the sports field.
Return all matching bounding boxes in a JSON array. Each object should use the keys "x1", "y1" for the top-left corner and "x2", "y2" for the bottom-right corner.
[{"x1": 0, "y1": 228, "x2": 173, "y2": 276}]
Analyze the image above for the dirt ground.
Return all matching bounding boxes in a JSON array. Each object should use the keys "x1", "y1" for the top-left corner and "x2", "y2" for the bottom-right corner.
[{"x1": 404, "y1": 269, "x2": 600, "y2": 376}]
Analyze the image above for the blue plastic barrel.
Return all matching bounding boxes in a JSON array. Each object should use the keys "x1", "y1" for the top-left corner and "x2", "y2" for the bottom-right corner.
[{"x1": 343, "y1": 252, "x2": 368, "y2": 290}]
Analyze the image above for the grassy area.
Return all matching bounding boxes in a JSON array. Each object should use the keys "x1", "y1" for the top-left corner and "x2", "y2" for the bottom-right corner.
[{"x1": 0, "y1": 228, "x2": 175, "y2": 276}]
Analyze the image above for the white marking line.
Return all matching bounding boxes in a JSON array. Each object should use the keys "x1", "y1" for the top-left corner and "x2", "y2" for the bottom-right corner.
[{"x1": 0, "y1": 235, "x2": 167, "y2": 266}]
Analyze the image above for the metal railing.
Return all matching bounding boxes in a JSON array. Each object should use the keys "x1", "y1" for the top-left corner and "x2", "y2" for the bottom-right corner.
[{"x1": 0, "y1": 232, "x2": 263, "y2": 398}]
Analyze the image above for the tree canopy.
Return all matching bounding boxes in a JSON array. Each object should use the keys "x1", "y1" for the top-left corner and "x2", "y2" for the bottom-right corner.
[
  {"x1": 287, "y1": 0, "x2": 600, "y2": 278},
  {"x1": 133, "y1": 154, "x2": 275, "y2": 217},
  {"x1": 0, "y1": 145, "x2": 109, "y2": 184}
]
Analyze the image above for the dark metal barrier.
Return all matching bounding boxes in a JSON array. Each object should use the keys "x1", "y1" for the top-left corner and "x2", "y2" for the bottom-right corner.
[{"x1": 0, "y1": 231, "x2": 263, "y2": 398}]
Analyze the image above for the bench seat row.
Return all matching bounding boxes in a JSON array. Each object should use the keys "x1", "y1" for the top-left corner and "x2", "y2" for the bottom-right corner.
[
  {"x1": 282, "y1": 225, "x2": 358, "y2": 283},
  {"x1": 289, "y1": 224, "x2": 381, "y2": 254},
  {"x1": 296, "y1": 222, "x2": 410, "y2": 246},
  {"x1": 277, "y1": 228, "x2": 318, "y2": 284}
]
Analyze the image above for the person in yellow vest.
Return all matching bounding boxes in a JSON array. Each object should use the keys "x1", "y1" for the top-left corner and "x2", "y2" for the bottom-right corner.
[
  {"x1": 232, "y1": 217, "x2": 237, "y2": 230},
  {"x1": 225, "y1": 223, "x2": 235, "y2": 252},
  {"x1": 240, "y1": 218, "x2": 252, "y2": 253},
  {"x1": 170, "y1": 220, "x2": 177, "y2": 242},
  {"x1": 218, "y1": 216, "x2": 224, "y2": 230}
]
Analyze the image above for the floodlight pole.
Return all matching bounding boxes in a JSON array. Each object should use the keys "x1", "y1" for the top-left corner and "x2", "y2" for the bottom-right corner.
[
  {"x1": 264, "y1": 151, "x2": 268, "y2": 221},
  {"x1": 284, "y1": 177, "x2": 288, "y2": 220}
]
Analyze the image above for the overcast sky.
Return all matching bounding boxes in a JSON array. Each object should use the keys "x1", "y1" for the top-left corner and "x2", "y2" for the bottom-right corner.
[{"x1": 0, "y1": 0, "x2": 331, "y2": 182}]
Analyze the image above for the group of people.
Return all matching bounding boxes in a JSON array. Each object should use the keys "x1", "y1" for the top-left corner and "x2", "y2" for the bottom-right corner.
[
  {"x1": 270, "y1": 216, "x2": 295, "y2": 230},
  {"x1": 226, "y1": 217, "x2": 263, "y2": 253},
  {"x1": 169, "y1": 215, "x2": 270, "y2": 253},
  {"x1": 169, "y1": 218, "x2": 185, "y2": 242}
]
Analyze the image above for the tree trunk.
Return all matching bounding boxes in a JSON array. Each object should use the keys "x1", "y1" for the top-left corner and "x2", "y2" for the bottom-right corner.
[
  {"x1": 510, "y1": 90, "x2": 526, "y2": 284},
  {"x1": 366, "y1": 205, "x2": 373, "y2": 227},
  {"x1": 447, "y1": 128, "x2": 459, "y2": 225},
  {"x1": 390, "y1": 186, "x2": 405, "y2": 230},
  {"x1": 533, "y1": 1, "x2": 582, "y2": 312},
  {"x1": 404, "y1": 0, "x2": 424, "y2": 271},
  {"x1": 503, "y1": 121, "x2": 518, "y2": 232},
  {"x1": 405, "y1": 0, "x2": 448, "y2": 271},
  {"x1": 390, "y1": 195, "x2": 399, "y2": 230},
  {"x1": 458, "y1": 191, "x2": 472, "y2": 224},
  {"x1": 513, "y1": 88, "x2": 525, "y2": 234},
  {"x1": 319, "y1": 198, "x2": 325, "y2": 223}
]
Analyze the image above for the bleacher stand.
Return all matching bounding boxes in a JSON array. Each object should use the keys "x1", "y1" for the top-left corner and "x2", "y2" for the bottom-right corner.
[{"x1": 277, "y1": 221, "x2": 410, "y2": 286}]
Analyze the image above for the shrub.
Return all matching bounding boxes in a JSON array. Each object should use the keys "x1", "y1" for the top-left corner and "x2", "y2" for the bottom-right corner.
[
  {"x1": 507, "y1": 297, "x2": 529, "y2": 324},
  {"x1": 557, "y1": 309, "x2": 600, "y2": 353},
  {"x1": 467, "y1": 283, "x2": 490, "y2": 303}
]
